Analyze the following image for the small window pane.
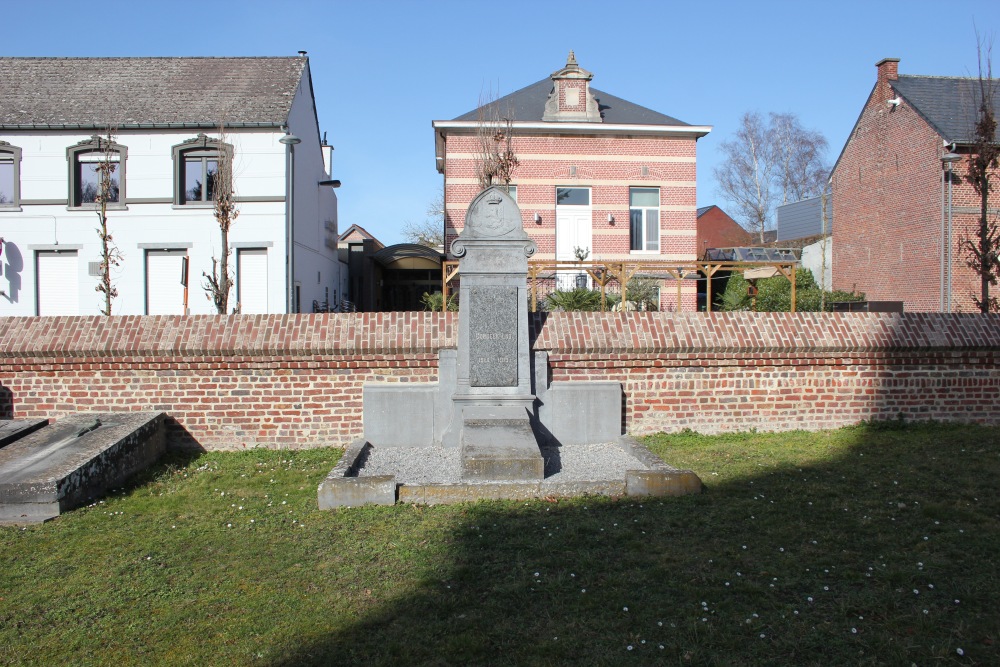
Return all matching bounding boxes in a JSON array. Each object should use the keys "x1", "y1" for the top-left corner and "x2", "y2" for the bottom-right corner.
[
  {"x1": 557, "y1": 188, "x2": 590, "y2": 206},
  {"x1": 78, "y1": 163, "x2": 100, "y2": 203},
  {"x1": 630, "y1": 187, "x2": 658, "y2": 207},
  {"x1": 506, "y1": 184, "x2": 517, "y2": 202},
  {"x1": 630, "y1": 209, "x2": 643, "y2": 251},
  {"x1": 0, "y1": 162, "x2": 13, "y2": 204},
  {"x1": 206, "y1": 160, "x2": 218, "y2": 201},
  {"x1": 76, "y1": 152, "x2": 119, "y2": 204},
  {"x1": 185, "y1": 159, "x2": 205, "y2": 202},
  {"x1": 645, "y1": 210, "x2": 659, "y2": 251}
]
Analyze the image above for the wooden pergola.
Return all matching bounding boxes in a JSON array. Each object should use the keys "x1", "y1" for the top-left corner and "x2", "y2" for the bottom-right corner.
[{"x1": 440, "y1": 253, "x2": 800, "y2": 313}]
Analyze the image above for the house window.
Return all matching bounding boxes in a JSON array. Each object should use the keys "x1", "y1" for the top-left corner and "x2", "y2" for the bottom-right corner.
[
  {"x1": 557, "y1": 187, "x2": 590, "y2": 206},
  {"x1": 0, "y1": 143, "x2": 22, "y2": 208},
  {"x1": 629, "y1": 187, "x2": 660, "y2": 252},
  {"x1": 67, "y1": 136, "x2": 126, "y2": 208},
  {"x1": 506, "y1": 184, "x2": 517, "y2": 202},
  {"x1": 172, "y1": 134, "x2": 231, "y2": 205}
]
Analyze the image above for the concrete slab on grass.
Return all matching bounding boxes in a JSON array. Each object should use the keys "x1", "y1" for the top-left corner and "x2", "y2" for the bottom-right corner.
[{"x1": 0, "y1": 412, "x2": 166, "y2": 525}]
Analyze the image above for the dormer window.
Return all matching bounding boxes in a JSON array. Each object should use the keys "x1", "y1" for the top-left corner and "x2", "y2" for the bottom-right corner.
[
  {"x1": 172, "y1": 134, "x2": 232, "y2": 205},
  {"x1": 68, "y1": 136, "x2": 126, "y2": 208},
  {"x1": 0, "y1": 142, "x2": 21, "y2": 209}
]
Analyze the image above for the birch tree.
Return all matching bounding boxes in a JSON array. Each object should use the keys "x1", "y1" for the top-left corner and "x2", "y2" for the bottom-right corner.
[{"x1": 715, "y1": 112, "x2": 829, "y2": 244}]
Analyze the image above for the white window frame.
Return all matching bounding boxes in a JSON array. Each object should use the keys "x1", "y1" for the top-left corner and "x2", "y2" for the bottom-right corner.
[
  {"x1": 67, "y1": 136, "x2": 126, "y2": 209},
  {"x1": 0, "y1": 142, "x2": 22, "y2": 209},
  {"x1": 629, "y1": 187, "x2": 660, "y2": 253}
]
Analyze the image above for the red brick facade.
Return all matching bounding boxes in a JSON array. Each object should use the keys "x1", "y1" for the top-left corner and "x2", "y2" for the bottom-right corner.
[
  {"x1": 3, "y1": 313, "x2": 999, "y2": 450},
  {"x1": 832, "y1": 58, "x2": 997, "y2": 312},
  {"x1": 696, "y1": 205, "x2": 752, "y2": 253},
  {"x1": 434, "y1": 56, "x2": 710, "y2": 311}
]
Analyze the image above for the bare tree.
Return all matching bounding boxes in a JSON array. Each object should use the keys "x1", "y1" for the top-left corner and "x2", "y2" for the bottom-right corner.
[
  {"x1": 202, "y1": 126, "x2": 239, "y2": 313},
  {"x1": 715, "y1": 112, "x2": 774, "y2": 244},
  {"x1": 94, "y1": 129, "x2": 123, "y2": 316},
  {"x1": 715, "y1": 111, "x2": 829, "y2": 243},
  {"x1": 771, "y1": 112, "x2": 829, "y2": 203},
  {"x1": 960, "y1": 32, "x2": 1000, "y2": 313},
  {"x1": 402, "y1": 187, "x2": 445, "y2": 248},
  {"x1": 475, "y1": 91, "x2": 519, "y2": 191}
]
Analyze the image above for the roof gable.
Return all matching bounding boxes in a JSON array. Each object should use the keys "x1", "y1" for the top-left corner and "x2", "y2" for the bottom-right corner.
[
  {"x1": 891, "y1": 75, "x2": 1000, "y2": 144},
  {"x1": 0, "y1": 57, "x2": 307, "y2": 129}
]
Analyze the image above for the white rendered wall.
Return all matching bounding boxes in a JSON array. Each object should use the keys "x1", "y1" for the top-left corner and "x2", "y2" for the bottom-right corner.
[
  {"x1": 800, "y1": 237, "x2": 833, "y2": 291},
  {"x1": 285, "y1": 69, "x2": 341, "y2": 311},
  {"x1": 1, "y1": 80, "x2": 340, "y2": 315}
]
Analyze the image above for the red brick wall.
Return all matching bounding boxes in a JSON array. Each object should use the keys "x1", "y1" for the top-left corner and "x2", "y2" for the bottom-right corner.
[
  {"x1": 696, "y1": 205, "x2": 752, "y2": 252},
  {"x1": 3, "y1": 312, "x2": 998, "y2": 449},
  {"x1": 832, "y1": 61, "x2": 996, "y2": 312},
  {"x1": 0, "y1": 314, "x2": 456, "y2": 450},
  {"x1": 443, "y1": 131, "x2": 700, "y2": 311}
]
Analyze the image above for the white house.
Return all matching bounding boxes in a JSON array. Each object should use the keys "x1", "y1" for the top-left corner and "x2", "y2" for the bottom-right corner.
[{"x1": 0, "y1": 55, "x2": 343, "y2": 316}]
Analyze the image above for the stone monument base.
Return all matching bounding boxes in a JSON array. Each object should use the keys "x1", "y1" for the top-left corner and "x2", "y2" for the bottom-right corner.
[
  {"x1": 461, "y1": 418, "x2": 544, "y2": 481},
  {"x1": 317, "y1": 436, "x2": 703, "y2": 508}
]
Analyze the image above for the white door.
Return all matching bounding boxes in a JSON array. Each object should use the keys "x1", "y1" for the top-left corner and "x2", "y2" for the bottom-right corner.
[
  {"x1": 36, "y1": 251, "x2": 79, "y2": 316},
  {"x1": 237, "y1": 249, "x2": 268, "y2": 314},
  {"x1": 555, "y1": 188, "x2": 592, "y2": 290},
  {"x1": 146, "y1": 250, "x2": 186, "y2": 315}
]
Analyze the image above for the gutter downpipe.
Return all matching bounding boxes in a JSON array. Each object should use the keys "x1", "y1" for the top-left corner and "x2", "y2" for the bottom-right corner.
[
  {"x1": 280, "y1": 133, "x2": 302, "y2": 313},
  {"x1": 941, "y1": 159, "x2": 946, "y2": 311}
]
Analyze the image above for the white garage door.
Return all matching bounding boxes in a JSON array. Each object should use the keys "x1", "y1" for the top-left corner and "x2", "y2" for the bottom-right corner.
[
  {"x1": 237, "y1": 249, "x2": 268, "y2": 314},
  {"x1": 146, "y1": 250, "x2": 186, "y2": 315},
  {"x1": 36, "y1": 251, "x2": 79, "y2": 316}
]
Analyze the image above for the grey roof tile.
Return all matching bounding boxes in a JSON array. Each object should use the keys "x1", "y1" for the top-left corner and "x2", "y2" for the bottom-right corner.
[
  {"x1": 452, "y1": 77, "x2": 690, "y2": 126},
  {"x1": 891, "y1": 75, "x2": 1000, "y2": 143},
  {"x1": 0, "y1": 57, "x2": 306, "y2": 129}
]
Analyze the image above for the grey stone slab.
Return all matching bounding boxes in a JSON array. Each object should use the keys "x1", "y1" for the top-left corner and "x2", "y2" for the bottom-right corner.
[
  {"x1": 0, "y1": 420, "x2": 48, "y2": 448},
  {"x1": 363, "y1": 384, "x2": 437, "y2": 447},
  {"x1": 317, "y1": 475, "x2": 396, "y2": 509},
  {"x1": 461, "y1": 418, "x2": 544, "y2": 481},
  {"x1": 469, "y1": 286, "x2": 518, "y2": 388},
  {"x1": 625, "y1": 469, "x2": 703, "y2": 497},
  {"x1": 0, "y1": 412, "x2": 166, "y2": 524},
  {"x1": 537, "y1": 382, "x2": 624, "y2": 445},
  {"x1": 318, "y1": 438, "x2": 702, "y2": 508}
]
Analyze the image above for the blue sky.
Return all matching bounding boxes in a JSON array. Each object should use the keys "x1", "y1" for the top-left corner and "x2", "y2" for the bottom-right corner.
[{"x1": 6, "y1": 0, "x2": 999, "y2": 245}]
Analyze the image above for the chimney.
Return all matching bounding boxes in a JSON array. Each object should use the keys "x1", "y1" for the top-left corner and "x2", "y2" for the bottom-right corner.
[{"x1": 876, "y1": 57, "x2": 900, "y2": 85}]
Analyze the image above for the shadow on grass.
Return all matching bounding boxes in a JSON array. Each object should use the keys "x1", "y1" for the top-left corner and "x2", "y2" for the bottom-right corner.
[{"x1": 271, "y1": 423, "x2": 1000, "y2": 666}]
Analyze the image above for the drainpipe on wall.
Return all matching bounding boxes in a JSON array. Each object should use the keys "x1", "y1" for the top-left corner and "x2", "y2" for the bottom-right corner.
[
  {"x1": 941, "y1": 152, "x2": 961, "y2": 313},
  {"x1": 280, "y1": 132, "x2": 302, "y2": 313}
]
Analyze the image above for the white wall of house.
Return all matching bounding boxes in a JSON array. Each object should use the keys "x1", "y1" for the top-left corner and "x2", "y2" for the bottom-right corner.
[
  {"x1": 285, "y1": 71, "x2": 342, "y2": 312},
  {"x1": 801, "y1": 237, "x2": 833, "y2": 291},
  {"x1": 0, "y1": 87, "x2": 340, "y2": 316}
]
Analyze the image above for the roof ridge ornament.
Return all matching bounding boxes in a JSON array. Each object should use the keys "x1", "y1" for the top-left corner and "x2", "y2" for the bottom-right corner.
[{"x1": 567, "y1": 50, "x2": 578, "y2": 68}]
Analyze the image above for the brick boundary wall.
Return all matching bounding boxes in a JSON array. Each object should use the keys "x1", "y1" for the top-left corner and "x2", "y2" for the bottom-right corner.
[{"x1": 2, "y1": 312, "x2": 999, "y2": 450}]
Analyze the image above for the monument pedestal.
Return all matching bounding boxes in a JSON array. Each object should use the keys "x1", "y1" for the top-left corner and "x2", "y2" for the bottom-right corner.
[
  {"x1": 448, "y1": 399, "x2": 543, "y2": 481},
  {"x1": 318, "y1": 185, "x2": 703, "y2": 507}
]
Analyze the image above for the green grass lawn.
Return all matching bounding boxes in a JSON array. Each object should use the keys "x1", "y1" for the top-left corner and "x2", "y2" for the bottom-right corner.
[{"x1": 2, "y1": 423, "x2": 999, "y2": 666}]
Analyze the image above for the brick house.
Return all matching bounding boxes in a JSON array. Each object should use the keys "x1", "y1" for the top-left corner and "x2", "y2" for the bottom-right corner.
[
  {"x1": 0, "y1": 56, "x2": 342, "y2": 316},
  {"x1": 432, "y1": 52, "x2": 711, "y2": 310},
  {"x1": 832, "y1": 57, "x2": 999, "y2": 311},
  {"x1": 696, "y1": 205, "x2": 751, "y2": 253}
]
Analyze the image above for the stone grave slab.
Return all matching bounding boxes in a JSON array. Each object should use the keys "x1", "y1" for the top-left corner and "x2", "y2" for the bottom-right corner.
[
  {"x1": 0, "y1": 412, "x2": 166, "y2": 524},
  {"x1": 0, "y1": 419, "x2": 48, "y2": 448}
]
